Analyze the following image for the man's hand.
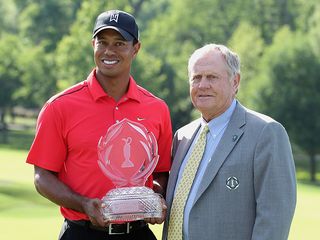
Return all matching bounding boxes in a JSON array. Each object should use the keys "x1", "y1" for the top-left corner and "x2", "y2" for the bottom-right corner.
[{"x1": 82, "y1": 198, "x2": 108, "y2": 227}]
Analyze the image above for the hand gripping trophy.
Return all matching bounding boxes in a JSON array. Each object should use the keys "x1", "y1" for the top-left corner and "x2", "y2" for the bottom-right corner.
[{"x1": 97, "y1": 118, "x2": 162, "y2": 222}]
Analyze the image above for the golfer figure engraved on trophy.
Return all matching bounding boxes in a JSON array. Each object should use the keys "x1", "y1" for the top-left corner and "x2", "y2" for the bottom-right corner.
[
  {"x1": 121, "y1": 137, "x2": 134, "y2": 168},
  {"x1": 97, "y1": 118, "x2": 162, "y2": 222}
]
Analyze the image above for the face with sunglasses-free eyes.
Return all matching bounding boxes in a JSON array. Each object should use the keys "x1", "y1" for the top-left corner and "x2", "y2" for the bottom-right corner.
[
  {"x1": 92, "y1": 29, "x2": 140, "y2": 80},
  {"x1": 189, "y1": 50, "x2": 240, "y2": 122}
]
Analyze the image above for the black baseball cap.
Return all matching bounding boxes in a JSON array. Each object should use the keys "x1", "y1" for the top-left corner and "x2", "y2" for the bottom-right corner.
[{"x1": 92, "y1": 10, "x2": 139, "y2": 41}]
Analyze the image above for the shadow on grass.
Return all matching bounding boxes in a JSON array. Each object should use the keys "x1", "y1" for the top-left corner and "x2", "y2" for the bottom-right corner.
[
  {"x1": 0, "y1": 180, "x2": 53, "y2": 210},
  {"x1": 296, "y1": 168, "x2": 320, "y2": 187},
  {"x1": 0, "y1": 129, "x2": 34, "y2": 150},
  {"x1": 296, "y1": 179, "x2": 320, "y2": 187}
]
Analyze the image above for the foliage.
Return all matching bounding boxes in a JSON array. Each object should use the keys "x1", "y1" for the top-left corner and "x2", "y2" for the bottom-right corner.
[
  {"x1": 54, "y1": 0, "x2": 102, "y2": 89},
  {"x1": 307, "y1": 3, "x2": 320, "y2": 58},
  {"x1": 248, "y1": 0, "x2": 298, "y2": 43},
  {"x1": 0, "y1": 0, "x2": 18, "y2": 35},
  {"x1": 258, "y1": 27, "x2": 320, "y2": 180},
  {"x1": 15, "y1": 44, "x2": 57, "y2": 107},
  {"x1": 294, "y1": 0, "x2": 319, "y2": 31},
  {"x1": 228, "y1": 21, "x2": 265, "y2": 110},
  {"x1": 17, "y1": 0, "x2": 82, "y2": 52},
  {"x1": 0, "y1": 34, "x2": 22, "y2": 126}
]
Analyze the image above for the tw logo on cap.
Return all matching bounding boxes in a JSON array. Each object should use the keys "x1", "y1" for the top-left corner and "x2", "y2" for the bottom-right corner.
[{"x1": 109, "y1": 13, "x2": 119, "y2": 22}]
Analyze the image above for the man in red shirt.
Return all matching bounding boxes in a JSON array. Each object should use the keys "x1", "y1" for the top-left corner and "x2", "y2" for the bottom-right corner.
[{"x1": 26, "y1": 10, "x2": 172, "y2": 240}]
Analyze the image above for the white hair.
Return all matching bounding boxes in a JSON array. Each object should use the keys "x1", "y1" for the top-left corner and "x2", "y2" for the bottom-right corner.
[{"x1": 188, "y1": 43, "x2": 241, "y2": 78}]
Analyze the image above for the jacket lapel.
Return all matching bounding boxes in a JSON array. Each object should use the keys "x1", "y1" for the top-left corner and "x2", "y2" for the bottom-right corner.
[
  {"x1": 193, "y1": 103, "x2": 246, "y2": 204},
  {"x1": 166, "y1": 120, "x2": 201, "y2": 206}
]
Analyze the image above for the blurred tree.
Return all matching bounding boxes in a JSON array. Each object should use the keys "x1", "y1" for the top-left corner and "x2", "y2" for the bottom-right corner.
[
  {"x1": 258, "y1": 27, "x2": 320, "y2": 181},
  {"x1": 0, "y1": 0, "x2": 18, "y2": 36},
  {"x1": 294, "y1": 0, "x2": 319, "y2": 32},
  {"x1": 0, "y1": 35, "x2": 21, "y2": 130},
  {"x1": 14, "y1": 44, "x2": 57, "y2": 108},
  {"x1": 17, "y1": 0, "x2": 82, "y2": 52},
  {"x1": 228, "y1": 21, "x2": 265, "y2": 110},
  {"x1": 249, "y1": 0, "x2": 298, "y2": 43},
  {"x1": 54, "y1": 0, "x2": 110, "y2": 90},
  {"x1": 307, "y1": 3, "x2": 320, "y2": 58}
]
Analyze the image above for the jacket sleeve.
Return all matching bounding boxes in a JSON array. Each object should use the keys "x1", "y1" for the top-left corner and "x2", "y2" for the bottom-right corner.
[{"x1": 252, "y1": 122, "x2": 296, "y2": 240}]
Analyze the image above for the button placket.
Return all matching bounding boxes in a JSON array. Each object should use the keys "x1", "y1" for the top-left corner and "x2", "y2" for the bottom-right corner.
[{"x1": 114, "y1": 105, "x2": 120, "y2": 123}]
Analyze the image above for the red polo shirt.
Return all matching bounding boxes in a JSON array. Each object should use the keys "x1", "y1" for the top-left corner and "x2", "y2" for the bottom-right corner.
[{"x1": 26, "y1": 69, "x2": 172, "y2": 220}]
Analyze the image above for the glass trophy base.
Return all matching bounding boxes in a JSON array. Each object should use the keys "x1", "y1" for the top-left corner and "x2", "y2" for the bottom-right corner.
[{"x1": 101, "y1": 186, "x2": 162, "y2": 222}]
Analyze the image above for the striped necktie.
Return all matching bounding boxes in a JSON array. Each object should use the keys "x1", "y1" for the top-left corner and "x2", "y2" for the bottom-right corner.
[{"x1": 167, "y1": 125, "x2": 209, "y2": 240}]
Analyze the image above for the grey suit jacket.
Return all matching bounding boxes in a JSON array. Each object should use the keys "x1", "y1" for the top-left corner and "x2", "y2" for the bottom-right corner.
[{"x1": 163, "y1": 102, "x2": 296, "y2": 240}]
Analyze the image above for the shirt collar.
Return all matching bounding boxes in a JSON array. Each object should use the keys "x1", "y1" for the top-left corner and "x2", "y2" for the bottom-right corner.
[
  {"x1": 200, "y1": 99, "x2": 237, "y2": 133},
  {"x1": 125, "y1": 76, "x2": 141, "y2": 103},
  {"x1": 86, "y1": 69, "x2": 141, "y2": 103}
]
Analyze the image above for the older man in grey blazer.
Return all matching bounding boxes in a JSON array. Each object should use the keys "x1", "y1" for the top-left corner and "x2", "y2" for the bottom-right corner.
[{"x1": 163, "y1": 44, "x2": 296, "y2": 240}]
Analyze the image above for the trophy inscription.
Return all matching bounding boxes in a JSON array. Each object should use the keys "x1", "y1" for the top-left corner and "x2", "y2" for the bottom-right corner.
[{"x1": 97, "y1": 118, "x2": 162, "y2": 222}]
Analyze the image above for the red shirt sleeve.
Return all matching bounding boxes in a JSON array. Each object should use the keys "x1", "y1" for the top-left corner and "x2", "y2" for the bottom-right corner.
[{"x1": 26, "y1": 101, "x2": 67, "y2": 172}]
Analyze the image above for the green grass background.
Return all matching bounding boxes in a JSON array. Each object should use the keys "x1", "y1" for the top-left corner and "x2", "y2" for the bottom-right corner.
[{"x1": 1, "y1": 139, "x2": 320, "y2": 239}]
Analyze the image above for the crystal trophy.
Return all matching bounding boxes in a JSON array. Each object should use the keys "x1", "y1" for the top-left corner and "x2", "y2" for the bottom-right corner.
[{"x1": 97, "y1": 118, "x2": 162, "y2": 222}]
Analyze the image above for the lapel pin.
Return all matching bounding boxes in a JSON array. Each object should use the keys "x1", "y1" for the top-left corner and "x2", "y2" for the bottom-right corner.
[{"x1": 232, "y1": 135, "x2": 238, "y2": 141}]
